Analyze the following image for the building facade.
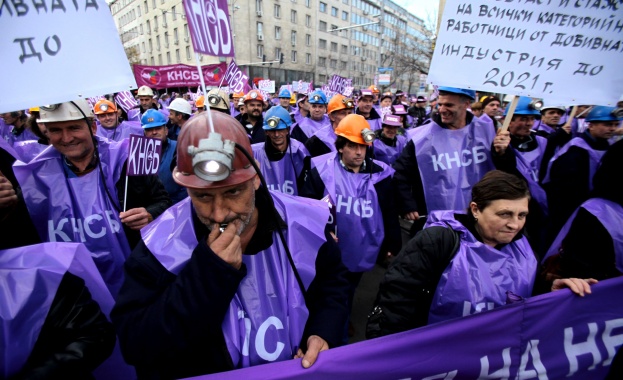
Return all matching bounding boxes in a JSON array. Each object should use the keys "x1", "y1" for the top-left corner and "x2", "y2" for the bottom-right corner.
[{"x1": 109, "y1": 0, "x2": 431, "y2": 92}]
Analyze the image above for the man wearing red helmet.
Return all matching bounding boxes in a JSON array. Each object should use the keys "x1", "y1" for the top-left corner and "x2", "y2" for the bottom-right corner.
[
  {"x1": 112, "y1": 112, "x2": 349, "y2": 378},
  {"x1": 235, "y1": 90, "x2": 267, "y2": 144}
]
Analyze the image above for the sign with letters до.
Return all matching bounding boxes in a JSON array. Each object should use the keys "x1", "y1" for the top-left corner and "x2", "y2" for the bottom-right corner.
[
  {"x1": 0, "y1": 0, "x2": 137, "y2": 113},
  {"x1": 428, "y1": 0, "x2": 623, "y2": 106}
]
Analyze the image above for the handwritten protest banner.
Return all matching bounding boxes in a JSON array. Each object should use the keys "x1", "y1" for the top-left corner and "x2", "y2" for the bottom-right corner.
[
  {"x1": 127, "y1": 135, "x2": 162, "y2": 176},
  {"x1": 189, "y1": 277, "x2": 623, "y2": 380},
  {"x1": 258, "y1": 80, "x2": 276, "y2": 94},
  {"x1": 0, "y1": 0, "x2": 137, "y2": 113},
  {"x1": 134, "y1": 63, "x2": 227, "y2": 89},
  {"x1": 428, "y1": 0, "x2": 623, "y2": 105}
]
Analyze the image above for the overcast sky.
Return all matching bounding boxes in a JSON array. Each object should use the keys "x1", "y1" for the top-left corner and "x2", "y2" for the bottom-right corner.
[{"x1": 392, "y1": 0, "x2": 439, "y2": 31}]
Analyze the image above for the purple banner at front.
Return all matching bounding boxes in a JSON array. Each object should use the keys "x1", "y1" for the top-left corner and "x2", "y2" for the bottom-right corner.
[
  {"x1": 127, "y1": 135, "x2": 162, "y2": 176},
  {"x1": 183, "y1": 0, "x2": 235, "y2": 57},
  {"x1": 114, "y1": 91, "x2": 139, "y2": 113},
  {"x1": 134, "y1": 63, "x2": 228, "y2": 89},
  {"x1": 187, "y1": 277, "x2": 623, "y2": 380}
]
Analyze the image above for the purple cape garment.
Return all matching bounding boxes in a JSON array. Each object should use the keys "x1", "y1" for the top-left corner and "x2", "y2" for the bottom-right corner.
[
  {"x1": 11, "y1": 139, "x2": 48, "y2": 163},
  {"x1": 0, "y1": 242, "x2": 133, "y2": 379},
  {"x1": 425, "y1": 211, "x2": 536, "y2": 325},
  {"x1": 296, "y1": 115, "x2": 330, "y2": 138},
  {"x1": 311, "y1": 153, "x2": 393, "y2": 272},
  {"x1": 311, "y1": 125, "x2": 337, "y2": 154},
  {"x1": 142, "y1": 192, "x2": 328, "y2": 368},
  {"x1": 541, "y1": 137, "x2": 607, "y2": 190},
  {"x1": 365, "y1": 117, "x2": 383, "y2": 131},
  {"x1": 372, "y1": 134, "x2": 407, "y2": 166},
  {"x1": 407, "y1": 117, "x2": 495, "y2": 213},
  {"x1": 95, "y1": 120, "x2": 144, "y2": 142},
  {"x1": 13, "y1": 137, "x2": 132, "y2": 298},
  {"x1": 512, "y1": 136, "x2": 549, "y2": 215},
  {"x1": 542, "y1": 198, "x2": 623, "y2": 272},
  {"x1": 252, "y1": 139, "x2": 309, "y2": 195}
]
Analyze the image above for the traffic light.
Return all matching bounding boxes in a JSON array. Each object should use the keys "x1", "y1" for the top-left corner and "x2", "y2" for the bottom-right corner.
[{"x1": 280, "y1": 53, "x2": 284, "y2": 64}]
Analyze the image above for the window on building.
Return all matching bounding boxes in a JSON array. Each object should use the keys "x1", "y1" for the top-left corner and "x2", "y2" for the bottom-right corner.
[
  {"x1": 174, "y1": 28, "x2": 179, "y2": 42},
  {"x1": 342, "y1": 0, "x2": 348, "y2": 4},
  {"x1": 184, "y1": 23, "x2": 189, "y2": 37},
  {"x1": 274, "y1": 4, "x2": 281, "y2": 18},
  {"x1": 331, "y1": 7, "x2": 337, "y2": 17},
  {"x1": 306, "y1": 53, "x2": 311, "y2": 64},
  {"x1": 167, "y1": 51, "x2": 171, "y2": 64},
  {"x1": 164, "y1": 32, "x2": 169, "y2": 46},
  {"x1": 186, "y1": 46, "x2": 191, "y2": 60},
  {"x1": 141, "y1": 41, "x2": 145, "y2": 52},
  {"x1": 319, "y1": 2, "x2": 326, "y2": 13},
  {"x1": 158, "y1": 54, "x2": 162, "y2": 65},
  {"x1": 275, "y1": 26, "x2": 281, "y2": 39},
  {"x1": 319, "y1": 39, "x2": 327, "y2": 49},
  {"x1": 340, "y1": 61, "x2": 347, "y2": 69},
  {"x1": 172, "y1": 6, "x2": 177, "y2": 20},
  {"x1": 331, "y1": 24, "x2": 338, "y2": 33},
  {"x1": 319, "y1": 21, "x2": 327, "y2": 31},
  {"x1": 305, "y1": 15, "x2": 311, "y2": 27},
  {"x1": 305, "y1": 0, "x2": 310, "y2": 7},
  {"x1": 151, "y1": 0, "x2": 156, "y2": 9},
  {"x1": 306, "y1": 34, "x2": 311, "y2": 46},
  {"x1": 148, "y1": 38, "x2": 152, "y2": 51},
  {"x1": 319, "y1": 74, "x2": 326, "y2": 83},
  {"x1": 139, "y1": 24, "x2": 143, "y2": 34},
  {"x1": 291, "y1": 50, "x2": 297, "y2": 62},
  {"x1": 162, "y1": 12, "x2": 167, "y2": 26},
  {"x1": 137, "y1": 5, "x2": 141, "y2": 16},
  {"x1": 291, "y1": 30, "x2": 297, "y2": 45},
  {"x1": 342, "y1": 11, "x2": 348, "y2": 20},
  {"x1": 156, "y1": 35, "x2": 161, "y2": 49},
  {"x1": 341, "y1": 44, "x2": 348, "y2": 54},
  {"x1": 255, "y1": 0, "x2": 262, "y2": 12},
  {"x1": 330, "y1": 59, "x2": 337, "y2": 68},
  {"x1": 146, "y1": 20, "x2": 151, "y2": 34},
  {"x1": 257, "y1": 44, "x2": 264, "y2": 58},
  {"x1": 275, "y1": 47, "x2": 281, "y2": 60},
  {"x1": 151, "y1": 57, "x2": 155, "y2": 65},
  {"x1": 291, "y1": 10, "x2": 297, "y2": 23},
  {"x1": 176, "y1": 49, "x2": 180, "y2": 63},
  {"x1": 330, "y1": 42, "x2": 337, "y2": 52},
  {"x1": 154, "y1": 15, "x2": 158, "y2": 29},
  {"x1": 143, "y1": 0, "x2": 148, "y2": 13},
  {"x1": 318, "y1": 57, "x2": 326, "y2": 67}
]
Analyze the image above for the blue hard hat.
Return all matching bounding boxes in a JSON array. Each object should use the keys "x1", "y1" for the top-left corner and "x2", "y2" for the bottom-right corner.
[
  {"x1": 503, "y1": 97, "x2": 541, "y2": 116},
  {"x1": 308, "y1": 90, "x2": 328, "y2": 105},
  {"x1": 263, "y1": 106, "x2": 293, "y2": 130},
  {"x1": 437, "y1": 86, "x2": 476, "y2": 100},
  {"x1": 585, "y1": 106, "x2": 622, "y2": 122},
  {"x1": 278, "y1": 88, "x2": 291, "y2": 98},
  {"x1": 141, "y1": 109, "x2": 167, "y2": 129}
]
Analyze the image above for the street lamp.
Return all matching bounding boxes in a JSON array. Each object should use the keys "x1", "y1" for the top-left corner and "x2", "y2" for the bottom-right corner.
[{"x1": 328, "y1": 14, "x2": 381, "y2": 32}]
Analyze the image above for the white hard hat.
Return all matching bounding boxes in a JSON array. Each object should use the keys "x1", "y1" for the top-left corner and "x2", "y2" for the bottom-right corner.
[
  {"x1": 137, "y1": 85, "x2": 154, "y2": 97},
  {"x1": 38, "y1": 99, "x2": 94, "y2": 123},
  {"x1": 169, "y1": 98, "x2": 193, "y2": 115},
  {"x1": 540, "y1": 105, "x2": 567, "y2": 113},
  {"x1": 238, "y1": 98, "x2": 245, "y2": 106},
  {"x1": 503, "y1": 94, "x2": 515, "y2": 103}
]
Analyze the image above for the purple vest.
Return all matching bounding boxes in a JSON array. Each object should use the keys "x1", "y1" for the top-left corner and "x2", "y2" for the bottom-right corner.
[
  {"x1": 533, "y1": 120, "x2": 555, "y2": 135},
  {"x1": 296, "y1": 115, "x2": 330, "y2": 138},
  {"x1": 408, "y1": 118, "x2": 496, "y2": 212},
  {"x1": 542, "y1": 137, "x2": 607, "y2": 190},
  {"x1": 366, "y1": 117, "x2": 383, "y2": 131},
  {"x1": 252, "y1": 139, "x2": 309, "y2": 195},
  {"x1": 311, "y1": 153, "x2": 393, "y2": 272},
  {"x1": 311, "y1": 125, "x2": 338, "y2": 154},
  {"x1": 513, "y1": 135, "x2": 548, "y2": 215},
  {"x1": 96, "y1": 121, "x2": 144, "y2": 142},
  {"x1": 543, "y1": 198, "x2": 623, "y2": 273},
  {"x1": 425, "y1": 211, "x2": 537, "y2": 324},
  {"x1": 13, "y1": 137, "x2": 132, "y2": 297},
  {"x1": 127, "y1": 108, "x2": 141, "y2": 122},
  {"x1": 8, "y1": 139, "x2": 47, "y2": 163},
  {"x1": 372, "y1": 135, "x2": 407, "y2": 166},
  {"x1": 142, "y1": 192, "x2": 328, "y2": 368},
  {"x1": 0, "y1": 242, "x2": 134, "y2": 379},
  {"x1": 5, "y1": 126, "x2": 39, "y2": 146}
]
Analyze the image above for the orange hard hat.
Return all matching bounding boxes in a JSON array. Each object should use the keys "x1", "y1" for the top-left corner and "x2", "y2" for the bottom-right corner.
[
  {"x1": 232, "y1": 91, "x2": 245, "y2": 99},
  {"x1": 94, "y1": 100, "x2": 117, "y2": 114},
  {"x1": 195, "y1": 96, "x2": 205, "y2": 108},
  {"x1": 335, "y1": 114, "x2": 374, "y2": 146},
  {"x1": 243, "y1": 90, "x2": 264, "y2": 103},
  {"x1": 368, "y1": 85, "x2": 380, "y2": 94},
  {"x1": 173, "y1": 112, "x2": 256, "y2": 189},
  {"x1": 327, "y1": 94, "x2": 355, "y2": 114}
]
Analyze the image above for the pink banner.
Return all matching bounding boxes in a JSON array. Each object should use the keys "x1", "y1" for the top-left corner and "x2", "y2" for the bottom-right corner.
[{"x1": 133, "y1": 63, "x2": 228, "y2": 90}]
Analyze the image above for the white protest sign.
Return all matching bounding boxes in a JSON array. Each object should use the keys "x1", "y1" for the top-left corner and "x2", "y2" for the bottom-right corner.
[
  {"x1": 428, "y1": 0, "x2": 623, "y2": 106},
  {"x1": 258, "y1": 79, "x2": 275, "y2": 93},
  {"x1": 0, "y1": 0, "x2": 137, "y2": 113}
]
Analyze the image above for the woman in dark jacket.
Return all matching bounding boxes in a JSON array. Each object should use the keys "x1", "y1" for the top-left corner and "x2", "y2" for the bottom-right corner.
[{"x1": 367, "y1": 170, "x2": 595, "y2": 339}]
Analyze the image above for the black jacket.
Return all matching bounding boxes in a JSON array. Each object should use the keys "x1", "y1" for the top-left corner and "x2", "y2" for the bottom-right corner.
[
  {"x1": 115, "y1": 162, "x2": 172, "y2": 249},
  {"x1": 235, "y1": 113, "x2": 266, "y2": 144},
  {"x1": 111, "y1": 190, "x2": 349, "y2": 379},
  {"x1": 14, "y1": 272, "x2": 116, "y2": 379}
]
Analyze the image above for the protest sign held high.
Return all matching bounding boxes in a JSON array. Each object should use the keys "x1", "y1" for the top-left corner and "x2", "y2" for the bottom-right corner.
[
  {"x1": 183, "y1": 0, "x2": 234, "y2": 57},
  {"x1": 0, "y1": 0, "x2": 137, "y2": 113},
  {"x1": 222, "y1": 60, "x2": 249, "y2": 94},
  {"x1": 428, "y1": 0, "x2": 623, "y2": 105}
]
